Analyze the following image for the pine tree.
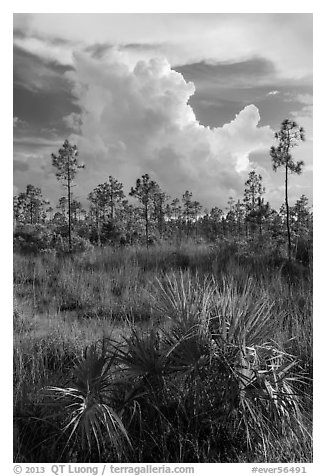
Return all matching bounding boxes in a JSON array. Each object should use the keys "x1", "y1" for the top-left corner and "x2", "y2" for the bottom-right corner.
[
  {"x1": 106, "y1": 176, "x2": 125, "y2": 221},
  {"x1": 14, "y1": 185, "x2": 47, "y2": 225},
  {"x1": 52, "y1": 140, "x2": 85, "y2": 252},
  {"x1": 152, "y1": 189, "x2": 169, "y2": 238},
  {"x1": 130, "y1": 174, "x2": 159, "y2": 247},
  {"x1": 270, "y1": 120, "x2": 305, "y2": 261},
  {"x1": 243, "y1": 171, "x2": 265, "y2": 237},
  {"x1": 182, "y1": 190, "x2": 193, "y2": 237}
]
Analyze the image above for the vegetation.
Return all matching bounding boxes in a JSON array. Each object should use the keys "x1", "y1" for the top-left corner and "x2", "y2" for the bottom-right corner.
[
  {"x1": 51, "y1": 140, "x2": 85, "y2": 253},
  {"x1": 13, "y1": 122, "x2": 312, "y2": 463},
  {"x1": 270, "y1": 120, "x2": 305, "y2": 261},
  {"x1": 14, "y1": 242, "x2": 312, "y2": 463}
]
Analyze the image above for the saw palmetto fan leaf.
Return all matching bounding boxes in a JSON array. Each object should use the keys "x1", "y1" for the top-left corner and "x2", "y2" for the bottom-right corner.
[{"x1": 43, "y1": 343, "x2": 131, "y2": 461}]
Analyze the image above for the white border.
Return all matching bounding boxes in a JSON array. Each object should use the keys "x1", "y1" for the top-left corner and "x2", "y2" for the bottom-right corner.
[{"x1": 4, "y1": 3, "x2": 323, "y2": 474}]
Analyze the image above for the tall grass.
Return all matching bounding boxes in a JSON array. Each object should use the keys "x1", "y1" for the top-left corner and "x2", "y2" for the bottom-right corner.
[{"x1": 13, "y1": 244, "x2": 312, "y2": 463}]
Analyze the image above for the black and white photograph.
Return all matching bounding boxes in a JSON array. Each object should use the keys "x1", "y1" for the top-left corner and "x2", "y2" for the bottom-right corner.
[{"x1": 12, "y1": 9, "x2": 313, "y2": 467}]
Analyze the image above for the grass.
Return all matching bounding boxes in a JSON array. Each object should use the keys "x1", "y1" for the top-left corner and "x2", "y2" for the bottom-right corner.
[{"x1": 13, "y1": 243, "x2": 313, "y2": 463}]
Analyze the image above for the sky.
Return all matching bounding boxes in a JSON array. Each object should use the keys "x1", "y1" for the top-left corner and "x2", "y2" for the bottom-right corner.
[{"x1": 13, "y1": 13, "x2": 313, "y2": 211}]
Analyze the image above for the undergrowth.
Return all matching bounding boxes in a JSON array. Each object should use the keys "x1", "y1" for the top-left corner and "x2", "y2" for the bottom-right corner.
[{"x1": 13, "y1": 244, "x2": 312, "y2": 463}]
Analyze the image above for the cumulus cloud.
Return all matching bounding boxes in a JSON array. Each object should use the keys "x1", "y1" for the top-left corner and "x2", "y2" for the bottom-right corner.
[{"x1": 64, "y1": 51, "x2": 274, "y2": 207}]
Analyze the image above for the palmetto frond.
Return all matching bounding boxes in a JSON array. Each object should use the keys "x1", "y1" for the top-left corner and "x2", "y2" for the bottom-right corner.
[
  {"x1": 114, "y1": 329, "x2": 167, "y2": 378},
  {"x1": 43, "y1": 343, "x2": 131, "y2": 460},
  {"x1": 211, "y1": 276, "x2": 277, "y2": 346},
  {"x1": 151, "y1": 270, "x2": 214, "y2": 328}
]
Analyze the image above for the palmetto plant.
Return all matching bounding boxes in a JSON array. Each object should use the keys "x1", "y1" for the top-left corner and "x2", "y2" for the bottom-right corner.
[
  {"x1": 150, "y1": 271, "x2": 217, "y2": 385},
  {"x1": 211, "y1": 276, "x2": 276, "y2": 345},
  {"x1": 210, "y1": 276, "x2": 311, "y2": 456},
  {"x1": 113, "y1": 328, "x2": 172, "y2": 394},
  {"x1": 152, "y1": 272, "x2": 311, "y2": 457},
  {"x1": 151, "y1": 270, "x2": 214, "y2": 330},
  {"x1": 42, "y1": 343, "x2": 131, "y2": 461},
  {"x1": 41, "y1": 272, "x2": 311, "y2": 462}
]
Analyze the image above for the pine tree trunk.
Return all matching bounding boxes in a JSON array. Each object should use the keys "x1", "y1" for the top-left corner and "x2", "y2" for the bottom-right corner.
[
  {"x1": 285, "y1": 162, "x2": 291, "y2": 261},
  {"x1": 67, "y1": 161, "x2": 72, "y2": 253},
  {"x1": 110, "y1": 192, "x2": 114, "y2": 221},
  {"x1": 97, "y1": 219, "x2": 101, "y2": 247},
  {"x1": 145, "y1": 201, "x2": 149, "y2": 249},
  {"x1": 95, "y1": 208, "x2": 101, "y2": 246},
  {"x1": 186, "y1": 208, "x2": 189, "y2": 238}
]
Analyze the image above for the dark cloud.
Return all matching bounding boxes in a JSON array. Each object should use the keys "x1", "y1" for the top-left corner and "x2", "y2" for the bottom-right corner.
[
  {"x1": 13, "y1": 84, "x2": 79, "y2": 133},
  {"x1": 84, "y1": 42, "x2": 164, "y2": 60},
  {"x1": 175, "y1": 58, "x2": 277, "y2": 90},
  {"x1": 173, "y1": 60, "x2": 313, "y2": 129},
  {"x1": 173, "y1": 59, "x2": 277, "y2": 128},
  {"x1": 84, "y1": 43, "x2": 114, "y2": 59},
  {"x1": 123, "y1": 42, "x2": 163, "y2": 51},
  {"x1": 13, "y1": 45, "x2": 74, "y2": 93},
  {"x1": 13, "y1": 46, "x2": 80, "y2": 142}
]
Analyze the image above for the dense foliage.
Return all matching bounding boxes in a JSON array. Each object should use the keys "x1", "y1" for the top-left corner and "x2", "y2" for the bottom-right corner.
[{"x1": 14, "y1": 168, "x2": 313, "y2": 263}]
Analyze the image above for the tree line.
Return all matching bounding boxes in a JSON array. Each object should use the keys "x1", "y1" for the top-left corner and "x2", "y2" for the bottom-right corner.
[{"x1": 13, "y1": 120, "x2": 312, "y2": 261}]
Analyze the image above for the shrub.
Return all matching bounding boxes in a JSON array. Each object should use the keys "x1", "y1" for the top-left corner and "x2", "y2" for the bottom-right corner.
[{"x1": 14, "y1": 224, "x2": 53, "y2": 254}]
